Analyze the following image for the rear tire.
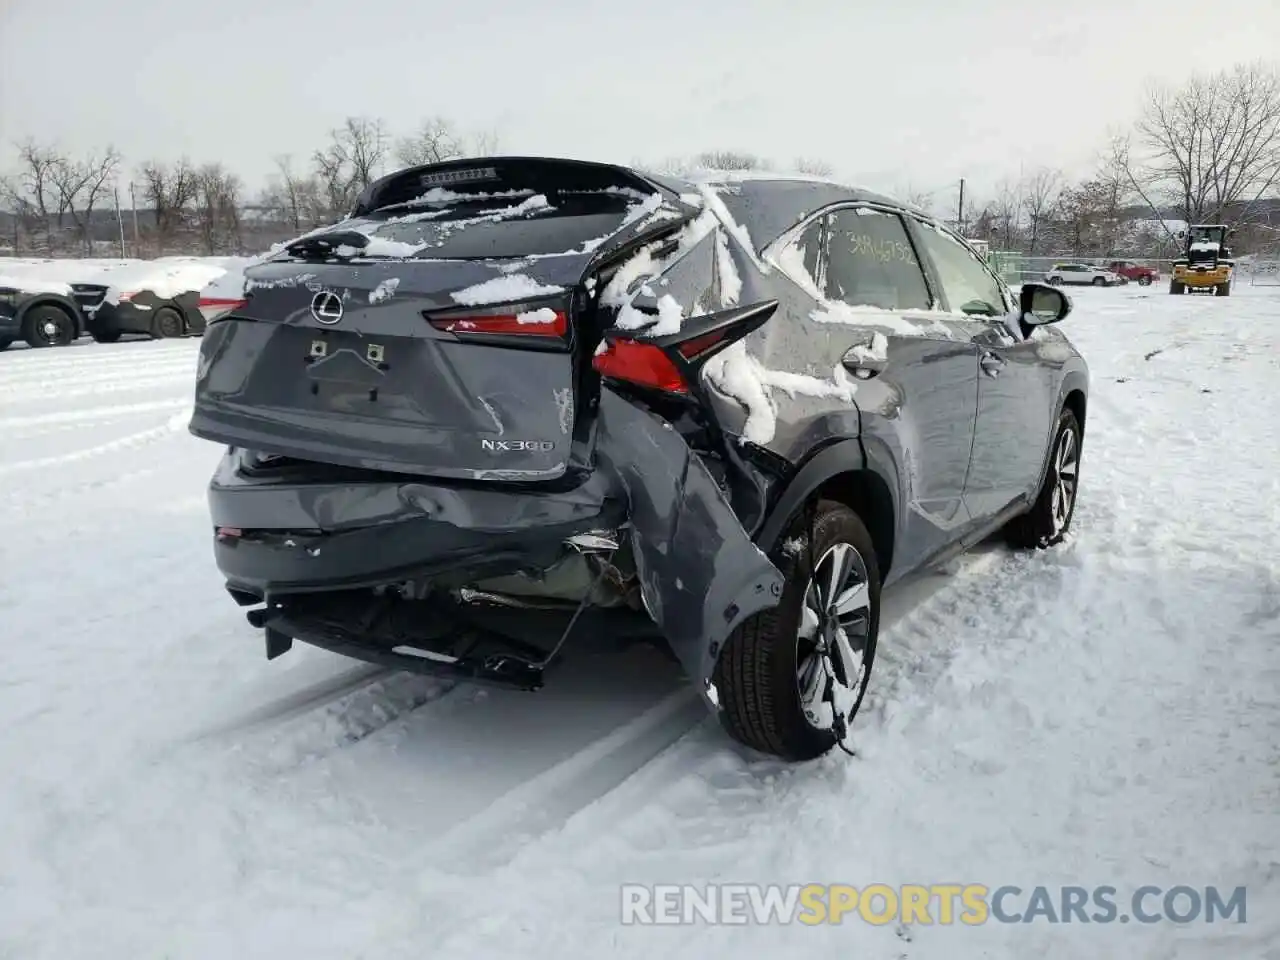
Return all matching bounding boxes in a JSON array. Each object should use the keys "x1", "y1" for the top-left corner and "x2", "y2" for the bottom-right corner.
[
  {"x1": 1092, "y1": 277, "x2": 1106, "y2": 286},
  {"x1": 150, "y1": 306, "x2": 185, "y2": 339},
  {"x1": 1169, "y1": 280, "x2": 1185, "y2": 295},
  {"x1": 1006, "y1": 408, "x2": 1082, "y2": 549},
  {"x1": 1215, "y1": 283, "x2": 1231, "y2": 297},
  {"x1": 1138, "y1": 275, "x2": 1152, "y2": 286},
  {"x1": 0, "y1": 337, "x2": 12, "y2": 351},
  {"x1": 22, "y1": 304, "x2": 77, "y2": 347},
  {"x1": 713, "y1": 500, "x2": 881, "y2": 761}
]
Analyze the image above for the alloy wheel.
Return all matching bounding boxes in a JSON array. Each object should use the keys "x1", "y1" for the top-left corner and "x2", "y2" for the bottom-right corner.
[
  {"x1": 1051, "y1": 425, "x2": 1079, "y2": 535},
  {"x1": 795, "y1": 541, "x2": 873, "y2": 732}
]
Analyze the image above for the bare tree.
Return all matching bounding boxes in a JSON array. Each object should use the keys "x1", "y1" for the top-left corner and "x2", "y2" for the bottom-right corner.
[
  {"x1": 192, "y1": 163, "x2": 243, "y2": 254},
  {"x1": 793, "y1": 156, "x2": 833, "y2": 176},
  {"x1": 6, "y1": 140, "x2": 63, "y2": 247},
  {"x1": 1022, "y1": 167, "x2": 1061, "y2": 255},
  {"x1": 312, "y1": 116, "x2": 389, "y2": 216},
  {"x1": 693, "y1": 150, "x2": 767, "y2": 171},
  {"x1": 395, "y1": 117, "x2": 464, "y2": 167},
  {"x1": 1134, "y1": 63, "x2": 1280, "y2": 226},
  {"x1": 49, "y1": 148, "x2": 121, "y2": 253},
  {"x1": 991, "y1": 177, "x2": 1023, "y2": 249},
  {"x1": 139, "y1": 159, "x2": 198, "y2": 253},
  {"x1": 893, "y1": 183, "x2": 934, "y2": 215},
  {"x1": 262, "y1": 154, "x2": 325, "y2": 231}
]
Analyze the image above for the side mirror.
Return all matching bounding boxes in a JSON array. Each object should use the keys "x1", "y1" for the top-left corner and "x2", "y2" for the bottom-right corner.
[{"x1": 1020, "y1": 282, "x2": 1071, "y2": 327}]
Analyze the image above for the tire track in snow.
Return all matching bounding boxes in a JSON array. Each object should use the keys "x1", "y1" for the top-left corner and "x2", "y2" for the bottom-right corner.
[
  {"x1": 416, "y1": 545, "x2": 1031, "y2": 953},
  {"x1": 409, "y1": 544, "x2": 1014, "y2": 937},
  {"x1": 0, "y1": 399, "x2": 190, "y2": 434},
  {"x1": 0, "y1": 352, "x2": 197, "y2": 387},
  {"x1": 0, "y1": 409, "x2": 190, "y2": 478},
  {"x1": 1, "y1": 370, "x2": 197, "y2": 404}
]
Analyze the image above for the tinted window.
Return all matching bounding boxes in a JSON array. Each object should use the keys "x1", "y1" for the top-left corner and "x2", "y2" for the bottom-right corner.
[
  {"x1": 355, "y1": 192, "x2": 641, "y2": 259},
  {"x1": 914, "y1": 223, "x2": 1006, "y2": 316},
  {"x1": 824, "y1": 208, "x2": 930, "y2": 310}
]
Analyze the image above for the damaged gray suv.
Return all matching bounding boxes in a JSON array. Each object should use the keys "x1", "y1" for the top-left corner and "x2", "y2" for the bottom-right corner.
[{"x1": 189, "y1": 157, "x2": 1088, "y2": 761}]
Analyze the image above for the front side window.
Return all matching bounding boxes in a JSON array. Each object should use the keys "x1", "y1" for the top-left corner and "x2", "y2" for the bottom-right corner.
[
  {"x1": 823, "y1": 208, "x2": 930, "y2": 311},
  {"x1": 913, "y1": 222, "x2": 1007, "y2": 316}
]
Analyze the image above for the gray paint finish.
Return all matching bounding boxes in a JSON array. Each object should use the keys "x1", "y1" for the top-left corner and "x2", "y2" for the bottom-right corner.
[{"x1": 189, "y1": 157, "x2": 1089, "y2": 700}]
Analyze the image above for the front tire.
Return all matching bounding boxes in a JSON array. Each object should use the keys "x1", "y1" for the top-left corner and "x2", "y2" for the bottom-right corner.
[
  {"x1": 714, "y1": 500, "x2": 881, "y2": 761},
  {"x1": 1169, "y1": 280, "x2": 1185, "y2": 295},
  {"x1": 0, "y1": 337, "x2": 13, "y2": 351},
  {"x1": 1007, "y1": 408, "x2": 1082, "y2": 549},
  {"x1": 1092, "y1": 277, "x2": 1106, "y2": 286},
  {"x1": 22, "y1": 304, "x2": 77, "y2": 347}
]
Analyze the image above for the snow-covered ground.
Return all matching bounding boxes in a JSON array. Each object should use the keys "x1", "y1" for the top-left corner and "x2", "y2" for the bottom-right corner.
[{"x1": 1, "y1": 285, "x2": 1277, "y2": 959}]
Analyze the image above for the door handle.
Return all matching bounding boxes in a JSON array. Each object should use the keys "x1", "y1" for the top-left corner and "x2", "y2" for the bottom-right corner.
[
  {"x1": 980, "y1": 351, "x2": 1006, "y2": 377},
  {"x1": 841, "y1": 344, "x2": 888, "y2": 380}
]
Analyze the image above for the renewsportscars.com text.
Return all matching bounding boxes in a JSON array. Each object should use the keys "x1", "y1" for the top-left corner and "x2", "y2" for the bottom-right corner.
[{"x1": 620, "y1": 883, "x2": 1248, "y2": 926}]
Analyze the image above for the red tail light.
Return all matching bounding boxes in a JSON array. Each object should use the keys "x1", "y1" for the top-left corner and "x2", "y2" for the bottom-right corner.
[
  {"x1": 592, "y1": 339, "x2": 689, "y2": 394},
  {"x1": 428, "y1": 308, "x2": 568, "y2": 338},
  {"x1": 199, "y1": 297, "x2": 248, "y2": 323}
]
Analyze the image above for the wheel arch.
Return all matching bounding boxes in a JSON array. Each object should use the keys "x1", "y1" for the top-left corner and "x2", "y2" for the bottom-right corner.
[{"x1": 754, "y1": 439, "x2": 898, "y2": 582}]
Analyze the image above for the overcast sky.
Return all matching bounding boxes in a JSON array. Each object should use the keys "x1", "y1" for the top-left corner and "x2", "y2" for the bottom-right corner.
[{"x1": 2, "y1": 0, "x2": 1278, "y2": 209}]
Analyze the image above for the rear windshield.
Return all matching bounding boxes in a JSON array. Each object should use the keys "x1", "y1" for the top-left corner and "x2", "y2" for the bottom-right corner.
[{"x1": 355, "y1": 191, "x2": 646, "y2": 260}]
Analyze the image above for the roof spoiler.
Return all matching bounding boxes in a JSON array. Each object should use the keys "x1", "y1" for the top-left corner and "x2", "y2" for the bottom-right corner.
[{"x1": 351, "y1": 156, "x2": 682, "y2": 218}]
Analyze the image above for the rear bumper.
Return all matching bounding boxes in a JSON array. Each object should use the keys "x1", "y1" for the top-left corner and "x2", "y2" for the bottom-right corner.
[
  {"x1": 208, "y1": 448, "x2": 624, "y2": 596},
  {"x1": 0, "y1": 302, "x2": 18, "y2": 340}
]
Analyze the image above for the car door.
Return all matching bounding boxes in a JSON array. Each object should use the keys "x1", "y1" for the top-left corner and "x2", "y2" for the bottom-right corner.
[
  {"x1": 808, "y1": 205, "x2": 982, "y2": 575},
  {"x1": 908, "y1": 218, "x2": 1057, "y2": 524}
]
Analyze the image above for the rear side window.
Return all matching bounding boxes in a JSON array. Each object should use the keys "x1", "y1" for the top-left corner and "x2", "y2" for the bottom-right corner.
[
  {"x1": 823, "y1": 208, "x2": 930, "y2": 311},
  {"x1": 913, "y1": 223, "x2": 1007, "y2": 316},
  {"x1": 776, "y1": 216, "x2": 825, "y2": 295}
]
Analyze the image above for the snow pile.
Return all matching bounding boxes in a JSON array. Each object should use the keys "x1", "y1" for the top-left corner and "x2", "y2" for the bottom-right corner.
[
  {"x1": 514, "y1": 307, "x2": 559, "y2": 325},
  {"x1": 703, "y1": 340, "x2": 858, "y2": 445},
  {"x1": 0, "y1": 255, "x2": 263, "y2": 305},
  {"x1": 451, "y1": 273, "x2": 565, "y2": 305},
  {"x1": 0, "y1": 274, "x2": 72, "y2": 296},
  {"x1": 368, "y1": 278, "x2": 400, "y2": 304},
  {"x1": 810, "y1": 299, "x2": 956, "y2": 338}
]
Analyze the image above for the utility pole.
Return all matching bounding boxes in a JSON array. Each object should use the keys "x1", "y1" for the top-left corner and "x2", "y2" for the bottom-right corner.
[
  {"x1": 129, "y1": 181, "x2": 140, "y2": 256},
  {"x1": 113, "y1": 186, "x2": 126, "y2": 257},
  {"x1": 957, "y1": 178, "x2": 966, "y2": 236}
]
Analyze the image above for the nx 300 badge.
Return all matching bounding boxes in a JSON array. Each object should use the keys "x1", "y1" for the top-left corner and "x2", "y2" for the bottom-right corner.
[{"x1": 481, "y1": 439, "x2": 555, "y2": 452}]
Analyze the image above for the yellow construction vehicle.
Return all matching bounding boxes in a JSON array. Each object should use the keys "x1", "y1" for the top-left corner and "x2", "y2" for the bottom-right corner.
[{"x1": 1169, "y1": 224, "x2": 1235, "y2": 296}]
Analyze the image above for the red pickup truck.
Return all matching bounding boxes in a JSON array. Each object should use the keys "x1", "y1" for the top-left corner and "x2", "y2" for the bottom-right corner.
[{"x1": 1106, "y1": 261, "x2": 1158, "y2": 286}]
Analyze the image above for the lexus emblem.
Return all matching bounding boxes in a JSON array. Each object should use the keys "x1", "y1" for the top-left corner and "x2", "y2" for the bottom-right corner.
[{"x1": 310, "y1": 291, "x2": 344, "y2": 325}]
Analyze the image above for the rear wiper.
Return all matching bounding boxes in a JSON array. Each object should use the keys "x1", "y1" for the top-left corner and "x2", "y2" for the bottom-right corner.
[{"x1": 284, "y1": 230, "x2": 371, "y2": 260}]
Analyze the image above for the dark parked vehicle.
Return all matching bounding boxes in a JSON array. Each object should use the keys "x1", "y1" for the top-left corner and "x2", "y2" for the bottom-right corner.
[
  {"x1": 189, "y1": 157, "x2": 1089, "y2": 761},
  {"x1": 0, "y1": 280, "x2": 87, "y2": 349},
  {"x1": 83, "y1": 287, "x2": 206, "y2": 342}
]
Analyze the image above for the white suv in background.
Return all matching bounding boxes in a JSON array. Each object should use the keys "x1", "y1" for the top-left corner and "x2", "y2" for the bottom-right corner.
[{"x1": 1045, "y1": 263, "x2": 1125, "y2": 286}]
